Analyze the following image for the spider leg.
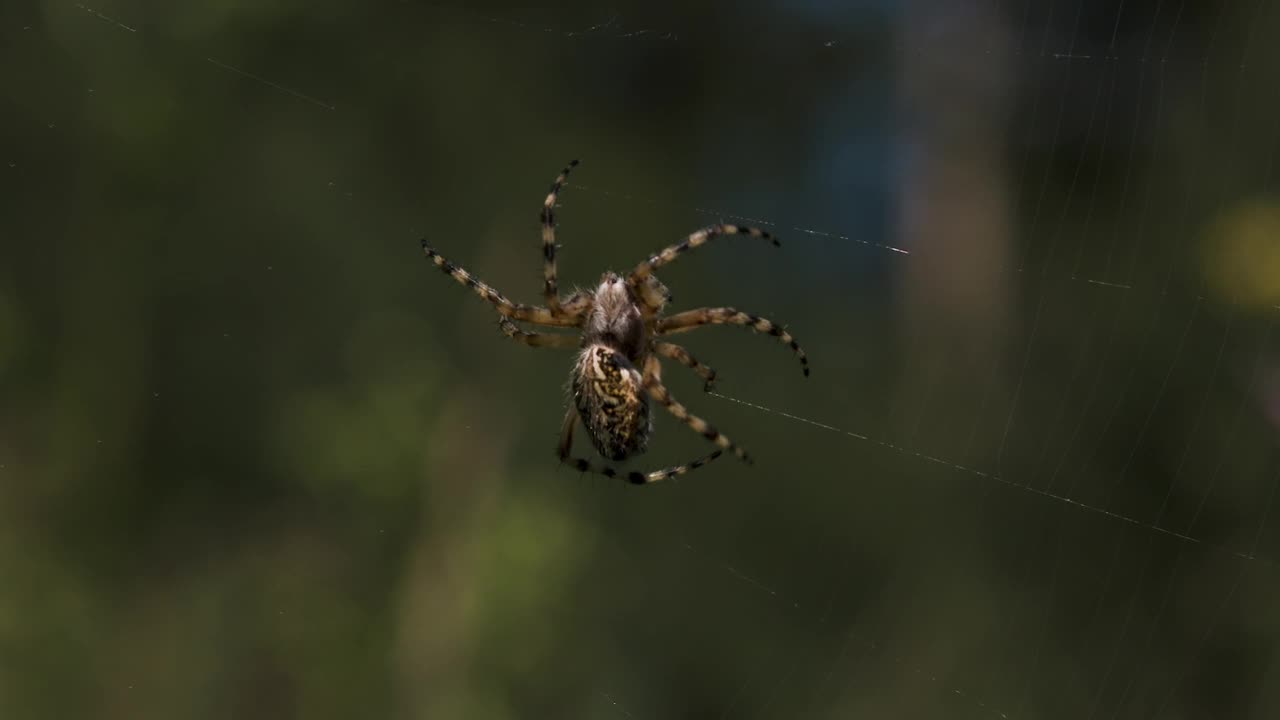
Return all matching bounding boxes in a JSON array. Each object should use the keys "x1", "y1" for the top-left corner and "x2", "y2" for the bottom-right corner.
[
  {"x1": 642, "y1": 355, "x2": 752, "y2": 463},
  {"x1": 557, "y1": 405, "x2": 578, "y2": 460},
  {"x1": 421, "y1": 241, "x2": 579, "y2": 327},
  {"x1": 657, "y1": 307, "x2": 810, "y2": 377},
  {"x1": 493, "y1": 289, "x2": 591, "y2": 346},
  {"x1": 570, "y1": 449, "x2": 725, "y2": 484},
  {"x1": 497, "y1": 317, "x2": 580, "y2": 349},
  {"x1": 540, "y1": 159, "x2": 579, "y2": 316},
  {"x1": 557, "y1": 406, "x2": 724, "y2": 484},
  {"x1": 626, "y1": 224, "x2": 778, "y2": 312},
  {"x1": 653, "y1": 341, "x2": 718, "y2": 391},
  {"x1": 633, "y1": 275, "x2": 673, "y2": 313}
]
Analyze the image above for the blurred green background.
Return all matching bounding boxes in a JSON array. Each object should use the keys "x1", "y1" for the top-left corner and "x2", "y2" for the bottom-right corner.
[{"x1": 4, "y1": 0, "x2": 1280, "y2": 718}]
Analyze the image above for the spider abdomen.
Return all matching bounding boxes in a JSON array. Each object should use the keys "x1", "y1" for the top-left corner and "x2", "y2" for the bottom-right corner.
[{"x1": 572, "y1": 345, "x2": 651, "y2": 461}]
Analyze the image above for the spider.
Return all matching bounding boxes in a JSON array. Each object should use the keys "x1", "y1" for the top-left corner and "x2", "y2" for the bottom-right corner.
[{"x1": 420, "y1": 160, "x2": 809, "y2": 483}]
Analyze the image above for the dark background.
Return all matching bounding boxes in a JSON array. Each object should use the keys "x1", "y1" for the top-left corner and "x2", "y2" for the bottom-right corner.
[{"x1": 3, "y1": 1, "x2": 1280, "y2": 718}]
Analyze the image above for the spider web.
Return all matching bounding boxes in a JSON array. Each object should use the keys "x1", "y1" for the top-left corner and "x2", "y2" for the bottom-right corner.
[{"x1": 4, "y1": 1, "x2": 1280, "y2": 718}]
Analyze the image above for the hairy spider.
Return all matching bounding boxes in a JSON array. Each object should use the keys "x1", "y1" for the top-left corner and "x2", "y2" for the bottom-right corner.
[{"x1": 420, "y1": 160, "x2": 809, "y2": 483}]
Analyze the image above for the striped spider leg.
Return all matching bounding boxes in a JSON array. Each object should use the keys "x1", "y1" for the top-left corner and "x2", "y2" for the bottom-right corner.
[
  {"x1": 540, "y1": 159, "x2": 579, "y2": 315},
  {"x1": 626, "y1": 223, "x2": 779, "y2": 316},
  {"x1": 420, "y1": 240, "x2": 585, "y2": 327},
  {"x1": 657, "y1": 307, "x2": 810, "y2": 378},
  {"x1": 640, "y1": 354, "x2": 752, "y2": 464},
  {"x1": 557, "y1": 403, "x2": 724, "y2": 485},
  {"x1": 421, "y1": 161, "x2": 592, "y2": 327}
]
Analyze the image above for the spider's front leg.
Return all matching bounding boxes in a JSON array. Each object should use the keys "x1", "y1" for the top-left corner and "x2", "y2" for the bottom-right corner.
[
  {"x1": 633, "y1": 276, "x2": 674, "y2": 316},
  {"x1": 496, "y1": 318, "x2": 580, "y2": 349},
  {"x1": 492, "y1": 287, "x2": 593, "y2": 348},
  {"x1": 626, "y1": 224, "x2": 778, "y2": 315},
  {"x1": 421, "y1": 241, "x2": 578, "y2": 327},
  {"x1": 540, "y1": 159, "x2": 582, "y2": 318},
  {"x1": 657, "y1": 307, "x2": 810, "y2": 377}
]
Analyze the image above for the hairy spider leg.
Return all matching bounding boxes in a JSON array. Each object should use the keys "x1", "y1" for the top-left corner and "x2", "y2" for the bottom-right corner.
[
  {"x1": 540, "y1": 159, "x2": 579, "y2": 315},
  {"x1": 642, "y1": 355, "x2": 752, "y2": 464},
  {"x1": 638, "y1": 275, "x2": 673, "y2": 310},
  {"x1": 556, "y1": 406, "x2": 724, "y2": 484},
  {"x1": 560, "y1": 290, "x2": 593, "y2": 317},
  {"x1": 657, "y1": 307, "x2": 810, "y2": 377},
  {"x1": 626, "y1": 223, "x2": 779, "y2": 313},
  {"x1": 653, "y1": 341, "x2": 718, "y2": 391},
  {"x1": 496, "y1": 317, "x2": 580, "y2": 349},
  {"x1": 421, "y1": 241, "x2": 581, "y2": 327}
]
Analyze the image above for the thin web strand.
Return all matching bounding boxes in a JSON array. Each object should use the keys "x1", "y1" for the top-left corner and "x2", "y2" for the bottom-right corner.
[
  {"x1": 707, "y1": 391, "x2": 1275, "y2": 567},
  {"x1": 567, "y1": 179, "x2": 1277, "y2": 314}
]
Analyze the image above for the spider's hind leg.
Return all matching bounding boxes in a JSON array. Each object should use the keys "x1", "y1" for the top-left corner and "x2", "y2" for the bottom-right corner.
[
  {"x1": 642, "y1": 356, "x2": 752, "y2": 464},
  {"x1": 557, "y1": 407, "x2": 724, "y2": 483},
  {"x1": 564, "y1": 449, "x2": 726, "y2": 484}
]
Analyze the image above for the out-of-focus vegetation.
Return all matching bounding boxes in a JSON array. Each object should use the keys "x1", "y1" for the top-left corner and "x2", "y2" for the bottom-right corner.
[
  {"x1": 1204, "y1": 199, "x2": 1280, "y2": 309},
  {"x1": 3, "y1": 1, "x2": 1280, "y2": 718}
]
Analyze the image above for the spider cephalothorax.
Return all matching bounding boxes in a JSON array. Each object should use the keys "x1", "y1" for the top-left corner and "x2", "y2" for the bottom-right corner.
[
  {"x1": 583, "y1": 273, "x2": 646, "y2": 357},
  {"x1": 421, "y1": 160, "x2": 809, "y2": 483}
]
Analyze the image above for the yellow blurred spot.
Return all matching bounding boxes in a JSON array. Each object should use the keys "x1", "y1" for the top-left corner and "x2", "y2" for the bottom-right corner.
[{"x1": 1204, "y1": 198, "x2": 1280, "y2": 308}]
